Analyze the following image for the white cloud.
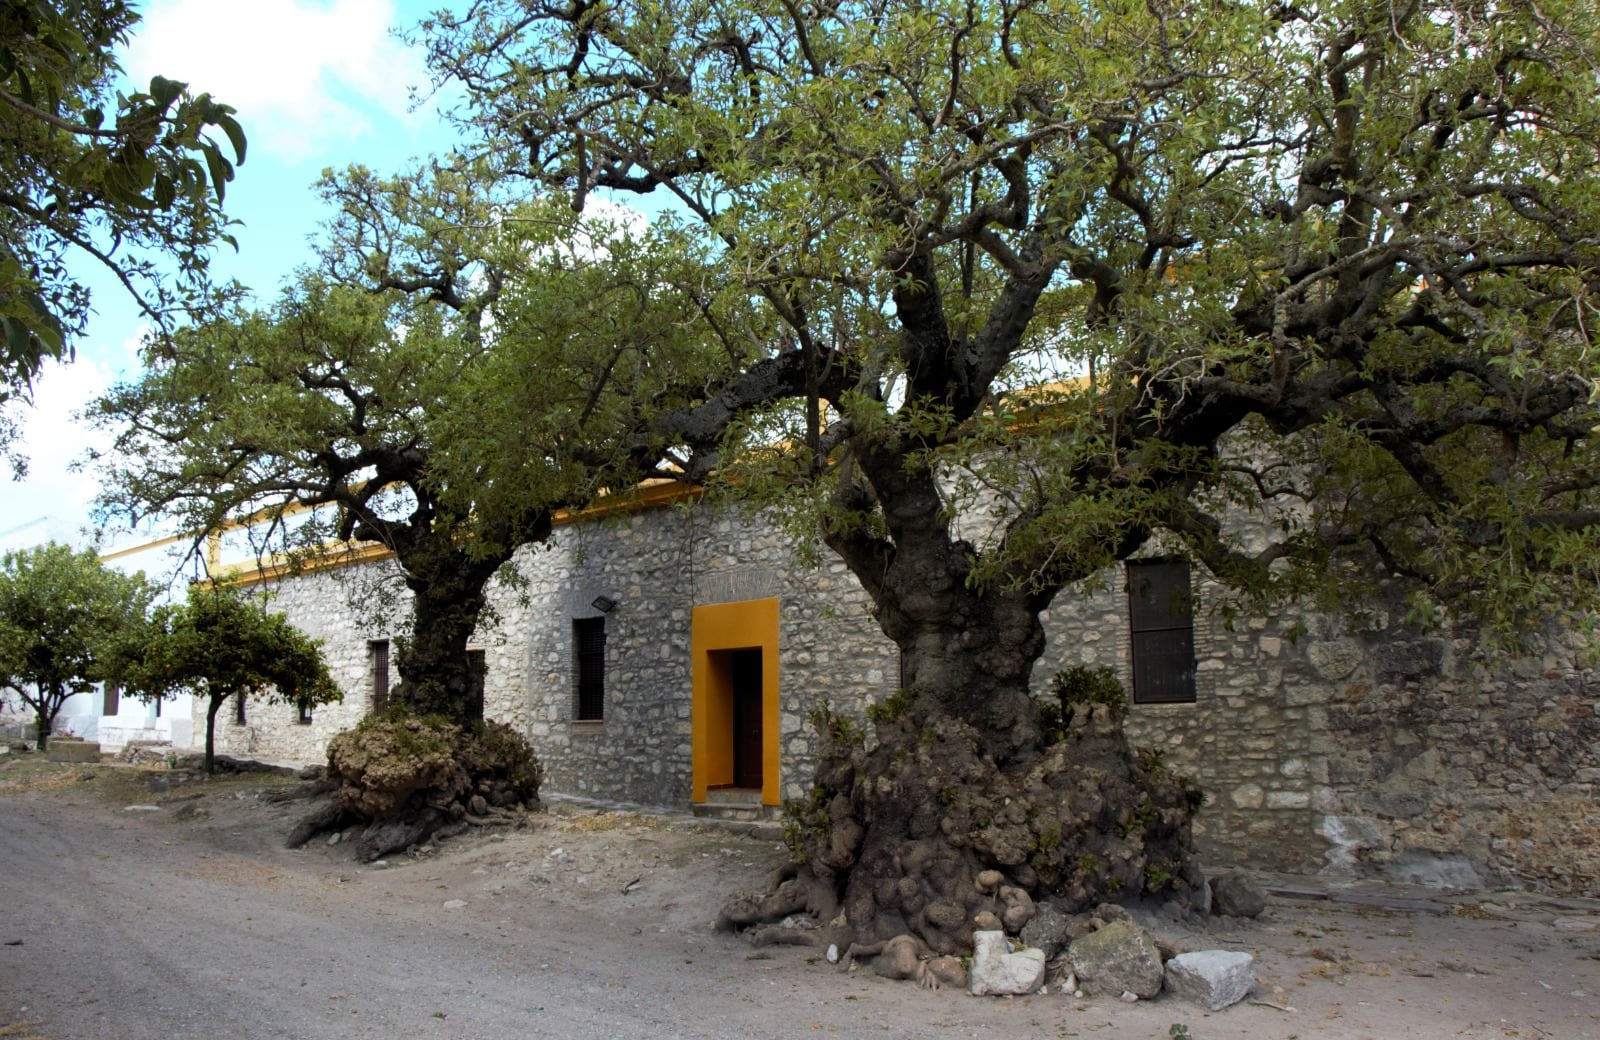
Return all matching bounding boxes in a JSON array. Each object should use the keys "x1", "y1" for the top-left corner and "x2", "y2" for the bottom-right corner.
[
  {"x1": 122, "y1": 0, "x2": 432, "y2": 164},
  {"x1": 0, "y1": 357, "x2": 117, "y2": 549},
  {"x1": 0, "y1": 321, "x2": 161, "y2": 549}
]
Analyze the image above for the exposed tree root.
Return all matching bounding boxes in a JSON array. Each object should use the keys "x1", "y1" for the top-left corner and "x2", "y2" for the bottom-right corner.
[
  {"x1": 286, "y1": 715, "x2": 542, "y2": 860},
  {"x1": 720, "y1": 687, "x2": 1204, "y2": 958}
]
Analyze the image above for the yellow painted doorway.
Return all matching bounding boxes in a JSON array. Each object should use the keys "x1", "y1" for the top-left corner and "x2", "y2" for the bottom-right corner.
[{"x1": 691, "y1": 598, "x2": 780, "y2": 806}]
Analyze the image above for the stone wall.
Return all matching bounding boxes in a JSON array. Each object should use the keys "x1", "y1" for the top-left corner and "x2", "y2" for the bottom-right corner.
[
  {"x1": 205, "y1": 563, "x2": 409, "y2": 765},
  {"x1": 237, "y1": 499, "x2": 1600, "y2": 896},
  {"x1": 506, "y1": 502, "x2": 897, "y2": 805},
  {"x1": 238, "y1": 501, "x2": 900, "y2": 807},
  {"x1": 1036, "y1": 578, "x2": 1600, "y2": 894}
]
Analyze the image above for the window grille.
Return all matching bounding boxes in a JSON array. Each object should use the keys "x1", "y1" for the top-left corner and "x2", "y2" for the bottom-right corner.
[
  {"x1": 370, "y1": 640, "x2": 390, "y2": 715},
  {"x1": 574, "y1": 617, "x2": 606, "y2": 721},
  {"x1": 1126, "y1": 559, "x2": 1197, "y2": 704}
]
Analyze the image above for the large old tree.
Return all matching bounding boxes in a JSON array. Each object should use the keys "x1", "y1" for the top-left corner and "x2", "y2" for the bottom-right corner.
[
  {"x1": 418, "y1": 0, "x2": 1600, "y2": 949},
  {"x1": 93, "y1": 169, "x2": 721, "y2": 725}
]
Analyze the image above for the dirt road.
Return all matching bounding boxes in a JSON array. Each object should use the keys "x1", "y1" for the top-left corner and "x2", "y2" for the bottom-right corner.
[{"x1": 2, "y1": 759, "x2": 1597, "y2": 1040}]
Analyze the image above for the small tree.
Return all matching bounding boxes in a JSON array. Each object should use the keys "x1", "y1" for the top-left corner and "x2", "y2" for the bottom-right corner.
[
  {"x1": 133, "y1": 583, "x2": 341, "y2": 774},
  {"x1": 0, "y1": 542, "x2": 157, "y2": 749}
]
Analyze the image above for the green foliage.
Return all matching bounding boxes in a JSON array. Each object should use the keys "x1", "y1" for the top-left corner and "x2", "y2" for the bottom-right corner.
[
  {"x1": 91, "y1": 172, "x2": 727, "y2": 724},
  {"x1": 0, "y1": 0, "x2": 245, "y2": 465},
  {"x1": 418, "y1": 0, "x2": 1600, "y2": 658},
  {"x1": 1053, "y1": 667, "x2": 1127, "y2": 710},
  {"x1": 131, "y1": 582, "x2": 340, "y2": 772},
  {"x1": 807, "y1": 699, "x2": 864, "y2": 752},
  {"x1": 1137, "y1": 748, "x2": 1167, "y2": 776},
  {"x1": 864, "y1": 688, "x2": 912, "y2": 726},
  {"x1": 1144, "y1": 859, "x2": 1179, "y2": 891},
  {"x1": 1039, "y1": 666, "x2": 1128, "y2": 743},
  {"x1": 0, "y1": 542, "x2": 158, "y2": 747},
  {"x1": 465, "y1": 719, "x2": 545, "y2": 797},
  {"x1": 780, "y1": 784, "x2": 832, "y2": 864}
]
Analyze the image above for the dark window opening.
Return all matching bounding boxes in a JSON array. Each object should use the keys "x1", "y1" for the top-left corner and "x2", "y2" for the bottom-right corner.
[
  {"x1": 1127, "y1": 559, "x2": 1197, "y2": 705},
  {"x1": 370, "y1": 640, "x2": 390, "y2": 715},
  {"x1": 236, "y1": 693, "x2": 247, "y2": 725},
  {"x1": 468, "y1": 648, "x2": 486, "y2": 717},
  {"x1": 103, "y1": 683, "x2": 120, "y2": 716},
  {"x1": 574, "y1": 617, "x2": 606, "y2": 722},
  {"x1": 297, "y1": 701, "x2": 314, "y2": 725}
]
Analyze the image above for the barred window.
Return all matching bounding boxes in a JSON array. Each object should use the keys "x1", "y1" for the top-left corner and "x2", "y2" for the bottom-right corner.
[
  {"x1": 574, "y1": 617, "x2": 606, "y2": 722},
  {"x1": 370, "y1": 640, "x2": 390, "y2": 715},
  {"x1": 1126, "y1": 559, "x2": 1197, "y2": 705},
  {"x1": 468, "y1": 648, "x2": 486, "y2": 714}
]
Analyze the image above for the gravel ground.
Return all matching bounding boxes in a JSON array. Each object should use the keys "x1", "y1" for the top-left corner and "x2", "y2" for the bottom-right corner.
[{"x1": 2, "y1": 754, "x2": 1597, "y2": 1040}]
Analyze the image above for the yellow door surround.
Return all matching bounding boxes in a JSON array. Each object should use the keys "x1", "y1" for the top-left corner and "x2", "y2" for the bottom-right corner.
[{"x1": 691, "y1": 597, "x2": 780, "y2": 806}]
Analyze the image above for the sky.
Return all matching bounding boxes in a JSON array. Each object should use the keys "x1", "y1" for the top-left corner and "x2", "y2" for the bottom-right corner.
[{"x1": 0, "y1": 0, "x2": 461, "y2": 554}]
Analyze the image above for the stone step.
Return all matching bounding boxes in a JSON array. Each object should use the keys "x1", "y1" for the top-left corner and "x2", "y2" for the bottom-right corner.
[
  {"x1": 702, "y1": 787, "x2": 764, "y2": 805},
  {"x1": 691, "y1": 793, "x2": 778, "y2": 823},
  {"x1": 46, "y1": 739, "x2": 102, "y2": 763}
]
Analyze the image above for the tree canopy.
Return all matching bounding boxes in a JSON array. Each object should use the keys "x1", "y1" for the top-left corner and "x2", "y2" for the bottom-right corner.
[
  {"x1": 131, "y1": 582, "x2": 340, "y2": 774},
  {"x1": 412, "y1": 0, "x2": 1600, "y2": 942},
  {"x1": 1, "y1": 0, "x2": 245, "y2": 463},
  {"x1": 0, "y1": 541, "x2": 157, "y2": 748},
  {"x1": 421, "y1": 0, "x2": 1600, "y2": 662},
  {"x1": 92, "y1": 167, "x2": 727, "y2": 722}
]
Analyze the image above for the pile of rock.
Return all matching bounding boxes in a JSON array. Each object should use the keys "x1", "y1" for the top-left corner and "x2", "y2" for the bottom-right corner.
[{"x1": 855, "y1": 872, "x2": 1270, "y2": 1011}]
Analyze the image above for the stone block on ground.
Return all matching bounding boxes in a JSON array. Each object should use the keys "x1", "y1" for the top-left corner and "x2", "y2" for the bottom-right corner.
[
  {"x1": 1210, "y1": 874, "x2": 1266, "y2": 918},
  {"x1": 46, "y1": 739, "x2": 101, "y2": 763},
  {"x1": 1020, "y1": 901, "x2": 1072, "y2": 959},
  {"x1": 1164, "y1": 950, "x2": 1255, "y2": 1010},
  {"x1": 1066, "y1": 919, "x2": 1164, "y2": 999},
  {"x1": 968, "y1": 930, "x2": 1047, "y2": 996}
]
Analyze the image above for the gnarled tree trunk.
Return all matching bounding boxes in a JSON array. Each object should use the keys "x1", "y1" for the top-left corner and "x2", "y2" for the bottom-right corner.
[
  {"x1": 724, "y1": 459, "x2": 1203, "y2": 955},
  {"x1": 390, "y1": 544, "x2": 500, "y2": 723}
]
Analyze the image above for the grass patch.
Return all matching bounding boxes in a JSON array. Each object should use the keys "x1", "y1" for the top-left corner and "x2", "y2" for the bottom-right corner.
[{"x1": 558, "y1": 811, "x2": 668, "y2": 833}]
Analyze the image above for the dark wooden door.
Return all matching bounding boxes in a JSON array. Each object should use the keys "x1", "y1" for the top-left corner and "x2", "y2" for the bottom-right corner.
[{"x1": 731, "y1": 649, "x2": 764, "y2": 789}]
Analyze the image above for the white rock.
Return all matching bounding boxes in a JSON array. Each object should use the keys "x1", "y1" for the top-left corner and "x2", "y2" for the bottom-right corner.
[
  {"x1": 825, "y1": 944, "x2": 839, "y2": 964},
  {"x1": 968, "y1": 930, "x2": 1047, "y2": 996},
  {"x1": 443, "y1": 899, "x2": 468, "y2": 910},
  {"x1": 1119, "y1": 991, "x2": 1139, "y2": 1003},
  {"x1": 1552, "y1": 917, "x2": 1598, "y2": 932},
  {"x1": 1164, "y1": 950, "x2": 1256, "y2": 1011}
]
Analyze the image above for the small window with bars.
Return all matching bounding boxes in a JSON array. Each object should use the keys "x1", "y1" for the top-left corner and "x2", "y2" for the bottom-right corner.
[
  {"x1": 370, "y1": 640, "x2": 390, "y2": 715},
  {"x1": 297, "y1": 701, "x2": 314, "y2": 725},
  {"x1": 1126, "y1": 558, "x2": 1197, "y2": 705},
  {"x1": 103, "y1": 682, "x2": 120, "y2": 717},
  {"x1": 468, "y1": 648, "x2": 486, "y2": 715},
  {"x1": 573, "y1": 617, "x2": 606, "y2": 722}
]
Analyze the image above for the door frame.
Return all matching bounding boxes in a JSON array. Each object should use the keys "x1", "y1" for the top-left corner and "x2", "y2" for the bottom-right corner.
[{"x1": 691, "y1": 597, "x2": 780, "y2": 805}]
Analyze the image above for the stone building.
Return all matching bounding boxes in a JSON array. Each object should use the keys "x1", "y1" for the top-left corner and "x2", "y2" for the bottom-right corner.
[{"x1": 210, "y1": 485, "x2": 1600, "y2": 896}]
